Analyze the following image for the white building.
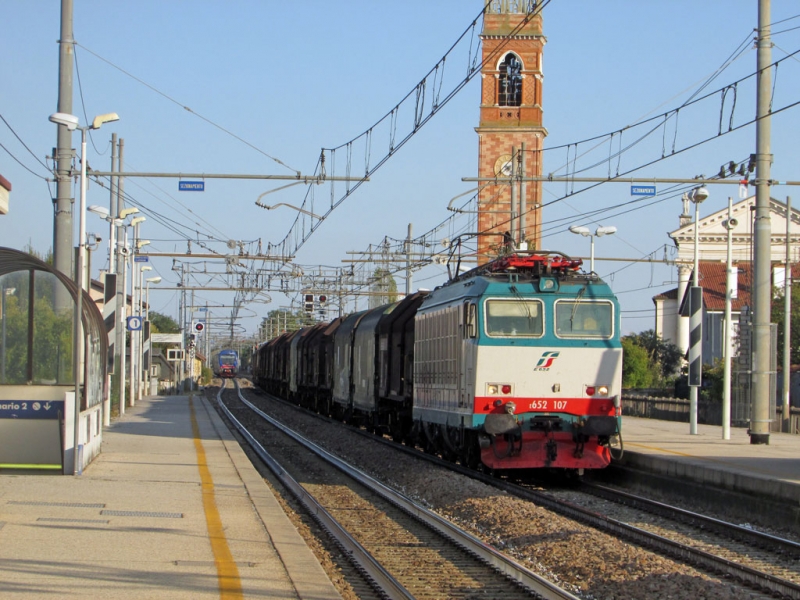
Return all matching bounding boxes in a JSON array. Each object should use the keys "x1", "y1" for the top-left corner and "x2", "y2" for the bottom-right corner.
[{"x1": 654, "y1": 194, "x2": 799, "y2": 362}]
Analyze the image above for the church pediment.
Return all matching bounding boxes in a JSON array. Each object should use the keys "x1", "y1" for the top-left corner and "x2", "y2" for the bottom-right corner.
[{"x1": 669, "y1": 195, "x2": 800, "y2": 263}]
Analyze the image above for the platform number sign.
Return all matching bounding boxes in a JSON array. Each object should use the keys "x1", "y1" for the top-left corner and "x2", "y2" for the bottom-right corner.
[{"x1": 127, "y1": 316, "x2": 143, "y2": 331}]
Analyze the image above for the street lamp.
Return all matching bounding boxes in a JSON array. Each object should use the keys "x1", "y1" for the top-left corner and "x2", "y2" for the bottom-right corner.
[
  {"x1": 136, "y1": 265, "x2": 153, "y2": 401},
  {"x1": 568, "y1": 225, "x2": 617, "y2": 272},
  {"x1": 49, "y1": 111, "x2": 119, "y2": 475},
  {"x1": 144, "y1": 276, "x2": 161, "y2": 397}
]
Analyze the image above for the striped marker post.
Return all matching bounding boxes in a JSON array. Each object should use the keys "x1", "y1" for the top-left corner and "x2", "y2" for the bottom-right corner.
[
  {"x1": 102, "y1": 273, "x2": 116, "y2": 427},
  {"x1": 688, "y1": 285, "x2": 703, "y2": 434}
]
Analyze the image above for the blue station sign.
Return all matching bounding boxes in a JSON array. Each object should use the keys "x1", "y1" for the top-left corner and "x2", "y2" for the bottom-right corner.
[
  {"x1": 179, "y1": 181, "x2": 205, "y2": 192},
  {"x1": 631, "y1": 185, "x2": 656, "y2": 196},
  {"x1": 0, "y1": 400, "x2": 64, "y2": 419},
  {"x1": 134, "y1": 256, "x2": 149, "y2": 263}
]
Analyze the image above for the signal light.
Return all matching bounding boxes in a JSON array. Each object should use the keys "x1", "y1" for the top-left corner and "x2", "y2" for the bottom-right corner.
[
  {"x1": 318, "y1": 294, "x2": 327, "y2": 305},
  {"x1": 303, "y1": 293, "x2": 314, "y2": 314}
]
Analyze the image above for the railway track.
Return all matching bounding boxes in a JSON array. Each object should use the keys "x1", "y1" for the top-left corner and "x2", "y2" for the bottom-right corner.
[
  {"x1": 217, "y1": 379, "x2": 579, "y2": 600},
  {"x1": 232, "y1": 381, "x2": 800, "y2": 599}
]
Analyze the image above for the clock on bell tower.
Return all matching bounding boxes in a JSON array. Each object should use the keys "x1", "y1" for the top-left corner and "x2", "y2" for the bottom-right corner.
[{"x1": 476, "y1": 1, "x2": 546, "y2": 263}]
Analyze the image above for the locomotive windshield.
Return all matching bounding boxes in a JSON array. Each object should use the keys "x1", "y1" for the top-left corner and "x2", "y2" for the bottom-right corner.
[
  {"x1": 220, "y1": 356, "x2": 237, "y2": 365},
  {"x1": 485, "y1": 299, "x2": 543, "y2": 337},
  {"x1": 555, "y1": 300, "x2": 613, "y2": 338}
]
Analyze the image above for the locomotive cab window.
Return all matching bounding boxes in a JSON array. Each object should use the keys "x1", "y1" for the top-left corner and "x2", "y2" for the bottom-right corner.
[
  {"x1": 555, "y1": 300, "x2": 613, "y2": 338},
  {"x1": 485, "y1": 299, "x2": 543, "y2": 337}
]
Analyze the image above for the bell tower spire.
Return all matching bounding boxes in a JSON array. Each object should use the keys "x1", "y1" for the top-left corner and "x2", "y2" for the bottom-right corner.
[{"x1": 476, "y1": 1, "x2": 546, "y2": 262}]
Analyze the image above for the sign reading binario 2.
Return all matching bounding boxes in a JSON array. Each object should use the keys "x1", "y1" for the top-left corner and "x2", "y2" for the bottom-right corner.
[{"x1": 0, "y1": 400, "x2": 64, "y2": 419}]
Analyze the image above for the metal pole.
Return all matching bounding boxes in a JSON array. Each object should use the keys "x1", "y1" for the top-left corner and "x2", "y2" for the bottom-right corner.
[
  {"x1": 119, "y1": 227, "x2": 127, "y2": 415},
  {"x1": 53, "y1": 0, "x2": 74, "y2": 308},
  {"x1": 108, "y1": 133, "x2": 118, "y2": 275},
  {"x1": 72, "y1": 126, "x2": 87, "y2": 475},
  {"x1": 723, "y1": 197, "x2": 734, "y2": 440},
  {"x1": 520, "y1": 141, "x2": 527, "y2": 246},
  {"x1": 751, "y1": 0, "x2": 773, "y2": 444},
  {"x1": 783, "y1": 196, "x2": 792, "y2": 432},
  {"x1": 128, "y1": 227, "x2": 137, "y2": 408},
  {"x1": 510, "y1": 146, "x2": 517, "y2": 245},
  {"x1": 405, "y1": 224, "x2": 412, "y2": 296}
]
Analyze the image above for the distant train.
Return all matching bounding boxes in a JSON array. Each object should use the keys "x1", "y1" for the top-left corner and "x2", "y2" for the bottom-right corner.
[
  {"x1": 213, "y1": 349, "x2": 239, "y2": 379},
  {"x1": 253, "y1": 251, "x2": 622, "y2": 473}
]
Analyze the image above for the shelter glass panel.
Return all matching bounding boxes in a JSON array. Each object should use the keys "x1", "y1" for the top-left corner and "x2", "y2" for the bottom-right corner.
[
  {"x1": 32, "y1": 271, "x2": 74, "y2": 384},
  {"x1": 0, "y1": 272, "x2": 30, "y2": 384}
]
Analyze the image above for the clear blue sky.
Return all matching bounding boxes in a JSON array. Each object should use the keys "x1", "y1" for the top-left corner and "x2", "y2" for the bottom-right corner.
[{"x1": 2, "y1": 1, "x2": 800, "y2": 338}]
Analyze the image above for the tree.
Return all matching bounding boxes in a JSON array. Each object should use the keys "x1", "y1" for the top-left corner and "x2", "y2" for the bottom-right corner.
[
  {"x1": 623, "y1": 329, "x2": 682, "y2": 381},
  {"x1": 149, "y1": 311, "x2": 180, "y2": 334},
  {"x1": 622, "y1": 338, "x2": 654, "y2": 388},
  {"x1": 771, "y1": 283, "x2": 800, "y2": 366},
  {"x1": 369, "y1": 268, "x2": 398, "y2": 308}
]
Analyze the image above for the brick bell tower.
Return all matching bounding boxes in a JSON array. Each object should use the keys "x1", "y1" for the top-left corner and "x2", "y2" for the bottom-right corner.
[{"x1": 476, "y1": 2, "x2": 545, "y2": 263}]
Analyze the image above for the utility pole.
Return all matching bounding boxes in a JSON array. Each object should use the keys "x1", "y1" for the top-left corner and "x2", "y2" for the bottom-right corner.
[
  {"x1": 405, "y1": 224, "x2": 412, "y2": 296},
  {"x1": 53, "y1": 0, "x2": 75, "y2": 309},
  {"x1": 751, "y1": 0, "x2": 773, "y2": 444}
]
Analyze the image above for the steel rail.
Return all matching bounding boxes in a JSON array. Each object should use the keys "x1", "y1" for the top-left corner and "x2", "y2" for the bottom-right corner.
[
  {"x1": 232, "y1": 382, "x2": 580, "y2": 600},
  {"x1": 215, "y1": 381, "x2": 414, "y2": 600}
]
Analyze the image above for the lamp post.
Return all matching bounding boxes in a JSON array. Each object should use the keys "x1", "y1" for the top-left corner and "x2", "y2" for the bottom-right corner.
[
  {"x1": 116, "y1": 208, "x2": 138, "y2": 416},
  {"x1": 144, "y1": 276, "x2": 161, "y2": 396},
  {"x1": 137, "y1": 263, "x2": 152, "y2": 401},
  {"x1": 128, "y1": 217, "x2": 146, "y2": 407},
  {"x1": 568, "y1": 225, "x2": 617, "y2": 272},
  {"x1": 48, "y1": 111, "x2": 119, "y2": 476},
  {"x1": 684, "y1": 185, "x2": 709, "y2": 435}
]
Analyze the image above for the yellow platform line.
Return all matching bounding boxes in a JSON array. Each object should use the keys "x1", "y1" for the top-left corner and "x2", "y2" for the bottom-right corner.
[{"x1": 189, "y1": 396, "x2": 243, "y2": 599}]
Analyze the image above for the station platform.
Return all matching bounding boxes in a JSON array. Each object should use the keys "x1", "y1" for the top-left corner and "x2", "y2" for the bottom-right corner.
[
  {"x1": 616, "y1": 416, "x2": 800, "y2": 508},
  {"x1": 0, "y1": 393, "x2": 341, "y2": 599}
]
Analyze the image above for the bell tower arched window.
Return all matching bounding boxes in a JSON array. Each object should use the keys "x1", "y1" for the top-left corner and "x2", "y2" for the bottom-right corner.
[{"x1": 498, "y1": 53, "x2": 523, "y2": 107}]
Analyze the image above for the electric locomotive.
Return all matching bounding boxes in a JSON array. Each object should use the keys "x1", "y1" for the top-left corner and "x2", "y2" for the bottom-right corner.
[
  {"x1": 413, "y1": 251, "x2": 622, "y2": 471},
  {"x1": 213, "y1": 349, "x2": 240, "y2": 379},
  {"x1": 254, "y1": 251, "x2": 622, "y2": 473}
]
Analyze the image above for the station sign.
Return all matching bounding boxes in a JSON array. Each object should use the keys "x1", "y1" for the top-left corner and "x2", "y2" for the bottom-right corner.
[
  {"x1": 179, "y1": 181, "x2": 205, "y2": 192},
  {"x1": 0, "y1": 400, "x2": 63, "y2": 420},
  {"x1": 134, "y1": 256, "x2": 149, "y2": 263},
  {"x1": 631, "y1": 185, "x2": 656, "y2": 196},
  {"x1": 127, "y1": 316, "x2": 143, "y2": 331}
]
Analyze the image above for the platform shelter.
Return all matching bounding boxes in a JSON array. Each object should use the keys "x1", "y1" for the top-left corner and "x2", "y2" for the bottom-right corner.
[{"x1": 0, "y1": 247, "x2": 108, "y2": 474}]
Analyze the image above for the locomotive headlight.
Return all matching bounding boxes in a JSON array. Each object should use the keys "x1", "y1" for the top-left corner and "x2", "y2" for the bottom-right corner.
[
  {"x1": 597, "y1": 386, "x2": 609, "y2": 397},
  {"x1": 488, "y1": 384, "x2": 499, "y2": 395}
]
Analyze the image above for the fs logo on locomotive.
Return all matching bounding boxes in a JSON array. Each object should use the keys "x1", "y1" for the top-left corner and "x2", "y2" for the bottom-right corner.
[{"x1": 534, "y1": 351, "x2": 560, "y2": 371}]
